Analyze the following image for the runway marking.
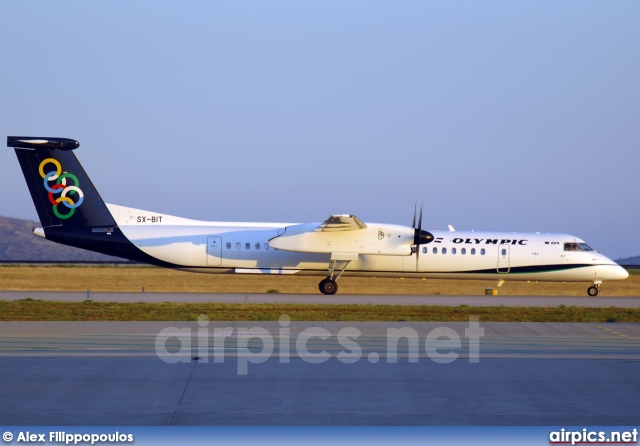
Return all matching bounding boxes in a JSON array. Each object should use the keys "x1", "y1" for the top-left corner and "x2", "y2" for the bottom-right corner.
[
  {"x1": 0, "y1": 347, "x2": 60, "y2": 351},
  {"x1": 596, "y1": 325, "x2": 640, "y2": 340}
]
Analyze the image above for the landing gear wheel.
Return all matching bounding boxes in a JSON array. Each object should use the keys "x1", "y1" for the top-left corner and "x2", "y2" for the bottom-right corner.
[
  {"x1": 319, "y1": 278, "x2": 338, "y2": 295},
  {"x1": 587, "y1": 285, "x2": 599, "y2": 297}
]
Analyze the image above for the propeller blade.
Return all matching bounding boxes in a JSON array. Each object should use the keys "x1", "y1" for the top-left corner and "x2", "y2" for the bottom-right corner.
[
  {"x1": 415, "y1": 202, "x2": 423, "y2": 268},
  {"x1": 412, "y1": 201, "x2": 434, "y2": 248},
  {"x1": 412, "y1": 202, "x2": 417, "y2": 229},
  {"x1": 414, "y1": 202, "x2": 425, "y2": 246}
]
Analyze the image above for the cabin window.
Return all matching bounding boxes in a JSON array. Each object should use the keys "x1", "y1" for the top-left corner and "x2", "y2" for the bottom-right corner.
[
  {"x1": 501, "y1": 248, "x2": 507, "y2": 256},
  {"x1": 226, "y1": 242, "x2": 231, "y2": 249},
  {"x1": 442, "y1": 247, "x2": 447, "y2": 254},
  {"x1": 451, "y1": 248, "x2": 456, "y2": 255},
  {"x1": 481, "y1": 248, "x2": 486, "y2": 255},
  {"x1": 235, "y1": 242, "x2": 241, "y2": 250},
  {"x1": 245, "y1": 243, "x2": 251, "y2": 250},
  {"x1": 255, "y1": 243, "x2": 260, "y2": 250},
  {"x1": 422, "y1": 247, "x2": 427, "y2": 254},
  {"x1": 264, "y1": 243, "x2": 270, "y2": 250},
  {"x1": 461, "y1": 248, "x2": 466, "y2": 255},
  {"x1": 433, "y1": 247, "x2": 438, "y2": 254},
  {"x1": 471, "y1": 248, "x2": 476, "y2": 255}
]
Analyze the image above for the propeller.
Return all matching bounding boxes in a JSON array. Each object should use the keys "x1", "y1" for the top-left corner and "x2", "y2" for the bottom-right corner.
[{"x1": 412, "y1": 202, "x2": 434, "y2": 267}]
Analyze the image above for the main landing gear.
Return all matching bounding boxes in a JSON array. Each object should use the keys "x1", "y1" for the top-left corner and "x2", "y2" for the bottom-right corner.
[
  {"x1": 318, "y1": 259, "x2": 352, "y2": 295},
  {"x1": 319, "y1": 278, "x2": 338, "y2": 295}
]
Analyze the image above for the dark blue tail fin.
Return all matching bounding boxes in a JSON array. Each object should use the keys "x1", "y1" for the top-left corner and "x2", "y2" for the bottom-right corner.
[
  {"x1": 8, "y1": 136, "x2": 178, "y2": 265},
  {"x1": 9, "y1": 137, "x2": 116, "y2": 228}
]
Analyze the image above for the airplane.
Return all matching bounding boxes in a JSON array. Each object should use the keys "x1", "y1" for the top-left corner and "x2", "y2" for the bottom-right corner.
[{"x1": 8, "y1": 136, "x2": 629, "y2": 296}]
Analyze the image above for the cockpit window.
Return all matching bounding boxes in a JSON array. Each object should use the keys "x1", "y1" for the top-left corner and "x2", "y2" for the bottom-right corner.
[{"x1": 564, "y1": 243, "x2": 594, "y2": 252}]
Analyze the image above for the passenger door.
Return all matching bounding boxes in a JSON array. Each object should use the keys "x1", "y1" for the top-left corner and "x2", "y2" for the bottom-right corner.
[
  {"x1": 497, "y1": 244, "x2": 510, "y2": 273},
  {"x1": 206, "y1": 236, "x2": 222, "y2": 266}
]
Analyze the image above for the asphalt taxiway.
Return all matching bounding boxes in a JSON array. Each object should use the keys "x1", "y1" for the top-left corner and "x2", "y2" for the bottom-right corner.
[
  {"x1": 0, "y1": 320, "x2": 638, "y2": 425},
  {"x1": 2, "y1": 291, "x2": 640, "y2": 307}
]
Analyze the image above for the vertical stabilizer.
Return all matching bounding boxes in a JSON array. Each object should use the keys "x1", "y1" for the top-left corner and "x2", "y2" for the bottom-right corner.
[
  {"x1": 9, "y1": 137, "x2": 116, "y2": 228},
  {"x1": 8, "y1": 136, "x2": 205, "y2": 266}
]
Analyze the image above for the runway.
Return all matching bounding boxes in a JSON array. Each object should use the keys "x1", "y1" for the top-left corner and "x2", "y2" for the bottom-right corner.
[
  {"x1": 0, "y1": 320, "x2": 639, "y2": 425},
  {"x1": 2, "y1": 290, "x2": 640, "y2": 307}
]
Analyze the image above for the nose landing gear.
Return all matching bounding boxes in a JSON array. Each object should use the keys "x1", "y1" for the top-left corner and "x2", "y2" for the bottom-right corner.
[{"x1": 587, "y1": 280, "x2": 602, "y2": 296}]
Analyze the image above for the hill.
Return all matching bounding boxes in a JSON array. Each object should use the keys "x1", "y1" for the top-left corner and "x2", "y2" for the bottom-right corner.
[
  {"x1": 0, "y1": 215, "x2": 123, "y2": 262},
  {"x1": 615, "y1": 255, "x2": 640, "y2": 266}
]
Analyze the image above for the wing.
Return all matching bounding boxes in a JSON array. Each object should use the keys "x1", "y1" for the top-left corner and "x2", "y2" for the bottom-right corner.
[
  {"x1": 269, "y1": 215, "x2": 413, "y2": 257},
  {"x1": 317, "y1": 214, "x2": 367, "y2": 232}
]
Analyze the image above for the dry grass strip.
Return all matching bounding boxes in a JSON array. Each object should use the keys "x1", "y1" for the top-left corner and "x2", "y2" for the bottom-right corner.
[{"x1": 1, "y1": 265, "x2": 638, "y2": 296}]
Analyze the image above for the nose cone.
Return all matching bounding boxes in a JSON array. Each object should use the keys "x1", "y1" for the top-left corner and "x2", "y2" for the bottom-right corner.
[
  {"x1": 601, "y1": 264, "x2": 629, "y2": 281},
  {"x1": 615, "y1": 265, "x2": 630, "y2": 280}
]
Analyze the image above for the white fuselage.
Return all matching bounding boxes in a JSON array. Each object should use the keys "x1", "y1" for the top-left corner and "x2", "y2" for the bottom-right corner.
[{"x1": 106, "y1": 204, "x2": 628, "y2": 283}]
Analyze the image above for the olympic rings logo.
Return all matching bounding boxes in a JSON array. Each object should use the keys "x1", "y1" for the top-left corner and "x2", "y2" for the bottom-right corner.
[{"x1": 39, "y1": 158, "x2": 84, "y2": 219}]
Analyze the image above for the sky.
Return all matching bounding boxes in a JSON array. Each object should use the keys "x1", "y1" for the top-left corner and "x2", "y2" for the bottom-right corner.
[{"x1": 1, "y1": 1, "x2": 639, "y2": 260}]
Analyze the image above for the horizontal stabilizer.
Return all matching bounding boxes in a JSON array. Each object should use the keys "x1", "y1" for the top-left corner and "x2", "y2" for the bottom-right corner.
[{"x1": 8, "y1": 136, "x2": 79, "y2": 151}]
